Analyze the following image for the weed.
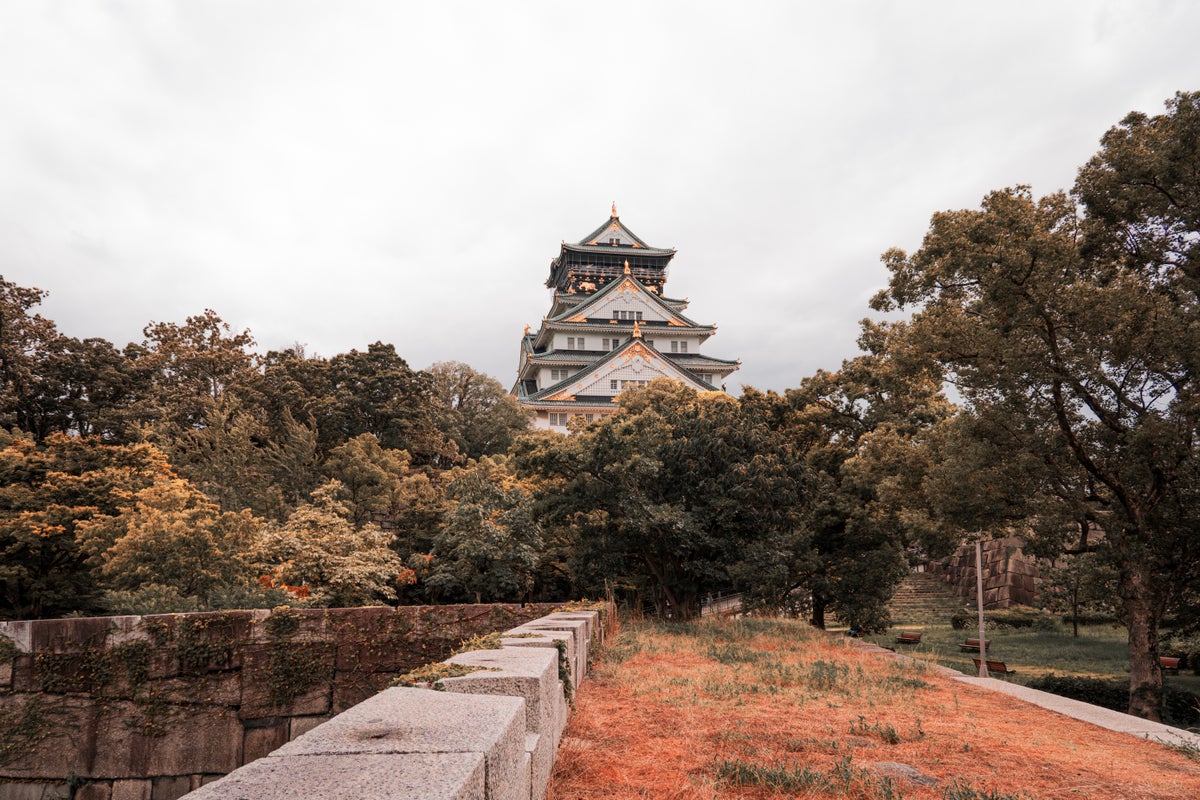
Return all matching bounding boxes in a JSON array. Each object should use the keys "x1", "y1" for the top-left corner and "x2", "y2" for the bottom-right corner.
[
  {"x1": 850, "y1": 715, "x2": 902, "y2": 744},
  {"x1": 808, "y1": 659, "x2": 848, "y2": 691},
  {"x1": 1167, "y1": 738, "x2": 1200, "y2": 763},
  {"x1": 391, "y1": 662, "x2": 492, "y2": 690},
  {"x1": 705, "y1": 643, "x2": 761, "y2": 665},
  {"x1": 942, "y1": 779, "x2": 1033, "y2": 800},
  {"x1": 714, "y1": 758, "x2": 833, "y2": 792},
  {"x1": 454, "y1": 632, "x2": 503, "y2": 654}
]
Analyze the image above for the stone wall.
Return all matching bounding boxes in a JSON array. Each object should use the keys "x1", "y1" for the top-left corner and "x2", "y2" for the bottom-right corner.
[
  {"x1": 182, "y1": 607, "x2": 612, "y2": 800},
  {"x1": 0, "y1": 603, "x2": 563, "y2": 800},
  {"x1": 932, "y1": 536, "x2": 1039, "y2": 608}
]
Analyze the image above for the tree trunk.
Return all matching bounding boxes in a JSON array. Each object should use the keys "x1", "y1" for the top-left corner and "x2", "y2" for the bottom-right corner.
[
  {"x1": 810, "y1": 594, "x2": 827, "y2": 630},
  {"x1": 1121, "y1": 563, "x2": 1163, "y2": 721}
]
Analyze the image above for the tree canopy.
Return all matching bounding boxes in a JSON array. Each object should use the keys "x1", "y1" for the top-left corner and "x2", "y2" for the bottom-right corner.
[{"x1": 872, "y1": 91, "x2": 1200, "y2": 720}]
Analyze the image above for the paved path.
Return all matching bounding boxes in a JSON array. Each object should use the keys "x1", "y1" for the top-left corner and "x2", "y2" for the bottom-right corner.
[
  {"x1": 953, "y1": 675, "x2": 1200, "y2": 750},
  {"x1": 853, "y1": 640, "x2": 1200, "y2": 751}
]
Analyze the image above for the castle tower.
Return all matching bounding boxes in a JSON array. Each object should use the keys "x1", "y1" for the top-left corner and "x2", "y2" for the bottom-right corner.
[{"x1": 514, "y1": 205, "x2": 740, "y2": 430}]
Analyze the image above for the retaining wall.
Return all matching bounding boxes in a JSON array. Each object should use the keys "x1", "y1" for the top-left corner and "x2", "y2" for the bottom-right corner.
[
  {"x1": 932, "y1": 536, "x2": 1039, "y2": 608},
  {"x1": 0, "y1": 603, "x2": 571, "y2": 800},
  {"x1": 182, "y1": 607, "x2": 611, "y2": 800}
]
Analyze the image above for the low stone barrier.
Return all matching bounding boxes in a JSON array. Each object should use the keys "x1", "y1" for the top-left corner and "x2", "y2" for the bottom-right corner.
[
  {"x1": 0, "y1": 603, "x2": 571, "y2": 800},
  {"x1": 183, "y1": 608, "x2": 610, "y2": 800}
]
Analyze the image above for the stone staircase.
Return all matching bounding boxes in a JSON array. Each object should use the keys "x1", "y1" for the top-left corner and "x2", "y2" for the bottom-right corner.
[{"x1": 889, "y1": 571, "x2": 968, "y2": 624}]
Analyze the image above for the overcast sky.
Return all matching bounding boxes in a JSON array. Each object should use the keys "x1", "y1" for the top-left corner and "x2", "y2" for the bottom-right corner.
[{"x1": 2, "y1": 2, "x2": 1196, "y2": 393}]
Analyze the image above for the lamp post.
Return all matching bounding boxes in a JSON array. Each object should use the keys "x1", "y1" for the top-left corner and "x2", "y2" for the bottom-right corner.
[{"x1": 976, "y1": 539, "x2": 989, "y2": 678}]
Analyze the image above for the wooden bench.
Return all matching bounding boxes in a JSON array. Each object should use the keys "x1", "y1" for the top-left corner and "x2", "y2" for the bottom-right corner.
[
  {"x1": 1160, "y1": 656, "x2": 1181, "y2": 674},
  {"x1": 972, "y1": 658, "x2": 1015, "y2": 675},
  {"x1": 959, "y1": 637, "x2": 992, "y2": 652},
  {"x1": 895, "y1": 631, "x2": 922, "y2": 645}
]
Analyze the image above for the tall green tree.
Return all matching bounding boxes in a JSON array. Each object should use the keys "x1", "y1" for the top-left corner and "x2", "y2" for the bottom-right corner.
[
  {"x1": 754, "y1": 352, "x2": 952, "y2": 631},
  {"x1": 130, "y1": 309, "x2": 259, "y2": 430},
  {"x1": 423, "y1": 455, "x2": 542, "y2": 603},
  {"x1": 514, "y1": 381, "x2": 806, "y2": 618},
  {"x1": 873, "y1": 93, "x2": 1200, "y2": 719},
  {"x1": 326, "y1": 343, "x2": 453, "y2": 464},
  {"x1": 425, "y1": 361, "x2": 531, "y2": 460}
]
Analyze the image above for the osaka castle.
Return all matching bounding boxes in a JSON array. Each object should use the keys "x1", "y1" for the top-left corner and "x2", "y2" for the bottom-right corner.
[{"x1": 513, "y1": 205, "x2": 740, "y2": 430}]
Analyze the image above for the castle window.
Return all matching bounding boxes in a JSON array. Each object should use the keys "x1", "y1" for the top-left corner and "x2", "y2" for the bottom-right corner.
[{"x1": 610, "y1": 379, "x2": 618, "y2": 390}]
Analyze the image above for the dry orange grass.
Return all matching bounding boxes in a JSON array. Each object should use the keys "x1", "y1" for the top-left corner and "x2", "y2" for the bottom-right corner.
[{"x1": 547, "y1": 618, "x2": 1200, "y2": 800}]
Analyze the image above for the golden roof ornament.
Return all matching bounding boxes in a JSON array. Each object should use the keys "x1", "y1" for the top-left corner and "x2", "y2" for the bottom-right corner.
[
  {"x1": 624, "y1": 260, "x2": 631, "y2": 274},
  {"x1": 611, "y1": 201, "x2": 618, "y2": 218},
  {"x1": 632, "y1": 321, "x2": 642, "y2": 339},
  {"x1": 523, "y1": 324, "x2": 530, "y2": 335}
]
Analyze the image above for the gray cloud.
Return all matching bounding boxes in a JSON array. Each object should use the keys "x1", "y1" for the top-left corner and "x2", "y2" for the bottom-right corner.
[{"x1": 2, "y1": 1, "x2": 1196, "y2": 392}]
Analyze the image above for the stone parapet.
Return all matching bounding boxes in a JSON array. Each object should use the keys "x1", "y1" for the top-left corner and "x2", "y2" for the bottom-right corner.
[{"x1": 181, "y1": 606, "x2": 608, "y2": 800}]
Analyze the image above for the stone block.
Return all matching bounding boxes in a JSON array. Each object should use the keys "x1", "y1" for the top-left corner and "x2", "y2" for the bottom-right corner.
[
  {"x1": 150, "y1": 776, "x2": 191, "y2": 800},
  {"x1": 0, "y1": 621, "x2": 32, "y2": 653},
  {"x1": 149, "y1": 672, "x2": 241, "y2": 708},
  {"x1": 0, "y1": 697, "x2": 241, "y2": 779},
  {"x1": 76, "y1": 782, "x2": 113, "y2": 800},
  {"x1": 249, "y1": 608, "x2": 330, "y2": 644},
  {"x1": 239, "y1": 642, "x2": 334, "y2": 720},
  {"x1": 111, "y1": 780, "x2": 151, "y2": 800},
  {"x1": 288, "y1": 715, "x2": 329, "y2": 741},
  {"x1": 0, "y1": 661, "x2": 11, "y2": 688},
  {"x1": 273, "y1": 687, "x2": 525, "y2": 800},
  {"x1": 10, "y1": 656, "x2": 37, "y2": 692},
  {"x1": 527, "y1": 732, "x2": 554, "y2": 800},
  {"x1": 543, "y1": 611, "x2": 597, "y2": 643},
  {"x1": 242, "y1": 720, "x2": 289, "y2": 763},
  {"x1": 331, "y1": 668, "x2": 394, "y2": 712},
  {"x1": 31, "y1": 616, "x2": 113, "y2": 653},
  {"x1": 513, "y1": 620, "x2": 587, "y2": 681},
  {"x1": 0, "y1": 781, "x2": 69, "y2": 800},
  {"x1": 500, "y1": 751, "x2": 531, "y2": 800},
  {"x1": 443, "y1": 647, "x2": 558, "y2": 736},
  {"x1": 182, "y1": 752, "x2": 485, "y2": 800},
  {"x1": 501, "y1": 629, "x2": 577, "y2": 690},
  {"x1": 511, "y1": 618, "x2": 585, "y2": 681},
  {"x1": 106, "y1": 617, "x2": 149, "y2": 648}
]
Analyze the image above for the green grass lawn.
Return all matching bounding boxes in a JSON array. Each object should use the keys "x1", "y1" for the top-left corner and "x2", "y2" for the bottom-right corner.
[{"x1": 854, "y1": 621, "x2": 1200, "y2": 699}]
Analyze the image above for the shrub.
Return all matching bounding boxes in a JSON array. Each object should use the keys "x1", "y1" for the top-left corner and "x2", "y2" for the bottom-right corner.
[
  {"x1": 950, "y1": 605, "x2": 1058, "y2": 631},
  {"x1": 1027, "y1": 674, "x2": 1199, "y2": 727},
  {"x1": 1061, "y1": 611, "x2": 1120, "y2": 626}
]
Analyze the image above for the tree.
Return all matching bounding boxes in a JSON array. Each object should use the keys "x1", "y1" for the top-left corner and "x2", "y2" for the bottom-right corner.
[
  {"x1": 163, "y1": 395, "x2": 280, "y2": 517},
  {"x1": 425, "y1": 361, "x2": 531, "y2": 460},
  {"x1": 79, "y1": 478, "x2": 263, "y2": 607},
  {"x1": 737, "y1": 353, "x2": 951, "y2": 631},
  {"x1": 130, "y1": 309, "x2": 258, "y2": 430},
  {"x1": 254, "y1": 481, "x2": 411, "y2": 607},
  {"x1": 423, "y1": 455, "x2": 542, "y2": 603},
  {"x1": 325, "y1": 343, "x2": 454, "y2": 465},
  {"x1": 0, "y1": 434, "x2": 174, "y2": 618},
  {"x1": 873, "y1": 92, "x2": 1200, "y2": 719},
  {"x1": 513, "y1": 380, "x2": 806, "y2": 619}
]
